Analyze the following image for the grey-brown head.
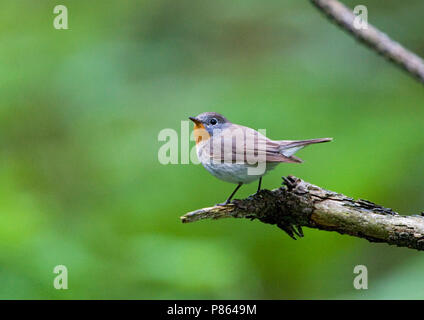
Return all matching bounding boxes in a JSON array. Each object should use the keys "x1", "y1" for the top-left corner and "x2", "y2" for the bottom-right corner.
[{"x1": 189, "y1": 112, "x2": 230, "y2": 136}]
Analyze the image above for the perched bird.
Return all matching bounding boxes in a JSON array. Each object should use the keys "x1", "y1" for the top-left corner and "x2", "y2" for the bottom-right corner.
[{"x1": 189, "y1": 112, "x2": 332, "y2": 205}]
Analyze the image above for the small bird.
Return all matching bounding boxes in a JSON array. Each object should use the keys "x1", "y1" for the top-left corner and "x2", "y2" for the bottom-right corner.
[{"x1": 189, "y1": 112, "x2": 332, "y2": 205}]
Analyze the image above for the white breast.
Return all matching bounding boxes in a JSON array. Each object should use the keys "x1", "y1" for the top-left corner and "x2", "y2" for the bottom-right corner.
[{"x1": 196, "y1": 142, "x2": 278, "y2": 184}]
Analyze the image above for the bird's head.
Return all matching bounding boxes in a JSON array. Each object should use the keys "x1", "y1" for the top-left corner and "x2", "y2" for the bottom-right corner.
[{"x1": 189, "y1": 112, "x2": 230, "y2": 143}]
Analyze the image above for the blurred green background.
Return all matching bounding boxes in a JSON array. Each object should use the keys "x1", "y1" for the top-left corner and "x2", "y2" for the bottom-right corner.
[{"x1": 0, "y1": 0, "x2": 423, "y2": 299}]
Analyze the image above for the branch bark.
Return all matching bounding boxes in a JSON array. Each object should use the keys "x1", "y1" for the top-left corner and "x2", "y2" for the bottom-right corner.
[
  {"x1": 181, "y1": 176, "x2": 424, "y2": 251},
  {"x1": 310, "y1": 0, "x2": 424, "y2": 84}
]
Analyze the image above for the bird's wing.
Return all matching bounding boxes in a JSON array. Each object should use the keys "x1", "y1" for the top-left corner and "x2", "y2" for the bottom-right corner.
[{"x1": 208, "y1": 125, "x2": 301, "y2": 164}]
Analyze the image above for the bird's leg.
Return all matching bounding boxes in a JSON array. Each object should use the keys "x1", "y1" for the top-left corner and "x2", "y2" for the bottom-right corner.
[
  {"x1": 217, "y1": 183, "x2": 243, "y2": 206},
  {"x1": 256, "y1": 177, "x2": 262, "y2": 194}
]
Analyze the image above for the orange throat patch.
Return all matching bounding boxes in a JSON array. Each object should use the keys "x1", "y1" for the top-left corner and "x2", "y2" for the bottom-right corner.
[{"x1": 193, "y1": 123, "x2": 210, "y2": 145}]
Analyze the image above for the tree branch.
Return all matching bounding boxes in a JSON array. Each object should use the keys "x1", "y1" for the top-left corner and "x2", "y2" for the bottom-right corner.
[
  {"x1": 310, "y1": 0, "x2": 424, "y2": 84},
  {"x1": 181, "y1": 176, "x2": 424, "y2": 251}
]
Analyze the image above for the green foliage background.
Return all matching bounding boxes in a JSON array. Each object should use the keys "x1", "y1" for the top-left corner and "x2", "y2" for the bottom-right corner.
[{"x1": 0, "y1": 0, "x2": 423, "y2": 299}]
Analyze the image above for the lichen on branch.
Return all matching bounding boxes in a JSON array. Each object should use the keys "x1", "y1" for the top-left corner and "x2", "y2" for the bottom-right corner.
[{"x1": 181, "y1": 176, "x2": 424, "y2": 251}]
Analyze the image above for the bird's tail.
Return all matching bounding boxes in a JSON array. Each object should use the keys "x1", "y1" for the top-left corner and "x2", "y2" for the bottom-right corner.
[{"x1": 278, "y1": 138, "x2": 332, "y2": 159}]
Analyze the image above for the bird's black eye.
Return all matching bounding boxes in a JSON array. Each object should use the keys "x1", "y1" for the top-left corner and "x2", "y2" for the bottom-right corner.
[{"x1": 210, "y1": 118, "x2": 218, "y2": 125}]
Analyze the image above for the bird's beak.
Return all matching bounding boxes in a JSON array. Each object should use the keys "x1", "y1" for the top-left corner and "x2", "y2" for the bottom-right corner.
[{"x1": 189, "y1": 116, "x2": 201, "y2": 124}]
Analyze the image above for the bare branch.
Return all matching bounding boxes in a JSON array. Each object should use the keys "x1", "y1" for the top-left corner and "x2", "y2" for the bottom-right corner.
[
  {"x1": 181, "y1": 176, "x2": 424, "y2": 251},
  {"x1": 310, "y1": 0, "x2": 424, "y2": 84}
]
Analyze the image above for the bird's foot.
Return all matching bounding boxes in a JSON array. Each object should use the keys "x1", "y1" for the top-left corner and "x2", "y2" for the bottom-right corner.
[{"x1": 252, "y1": 189, "x2": 262, "y2": 196}]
